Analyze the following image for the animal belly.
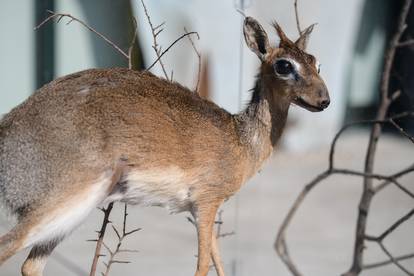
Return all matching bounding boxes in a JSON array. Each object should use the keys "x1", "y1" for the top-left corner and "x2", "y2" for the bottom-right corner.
[{"x1": 107, "y1": 167, "x2": 193, "y2": 213}]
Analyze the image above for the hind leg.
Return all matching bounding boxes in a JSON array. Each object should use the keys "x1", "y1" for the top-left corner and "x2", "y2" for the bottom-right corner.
[
  {"x1": 21, "y1": 238, "x2": 61, "y2": 276},
  {"x1": 0, "y1": 221, "x2": 33, "y2": 265}
]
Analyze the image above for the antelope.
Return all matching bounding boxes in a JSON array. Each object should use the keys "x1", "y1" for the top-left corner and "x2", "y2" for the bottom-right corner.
[{"x1": 0, "y1": 16, "x2": 329, "y2": 276}]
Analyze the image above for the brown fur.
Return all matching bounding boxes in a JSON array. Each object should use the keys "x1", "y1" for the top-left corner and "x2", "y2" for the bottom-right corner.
[{"x1": 0, "y1": 17, "x2": 329, "y2": 276}]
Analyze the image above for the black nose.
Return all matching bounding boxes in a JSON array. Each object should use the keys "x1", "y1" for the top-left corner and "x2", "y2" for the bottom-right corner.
[{"x1": 319, "y1": 99, "x2": 330, "y2": 109}]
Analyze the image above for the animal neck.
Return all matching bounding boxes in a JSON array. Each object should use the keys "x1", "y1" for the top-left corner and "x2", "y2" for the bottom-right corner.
[{"x1": 235, "y1": 74, "x2": 290, "y2": 173}]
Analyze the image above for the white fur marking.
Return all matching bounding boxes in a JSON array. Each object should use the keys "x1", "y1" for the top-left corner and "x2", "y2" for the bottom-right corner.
[
  {"x1": 108, "y1": 166, "x2": 192, "y2": 213},
  {"x1": 23, "y1": 174, "x2": 111, "y2": 247}
]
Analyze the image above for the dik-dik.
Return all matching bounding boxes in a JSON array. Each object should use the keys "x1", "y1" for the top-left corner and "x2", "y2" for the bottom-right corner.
[{"x1": 0, "y1": 17, "x2": 329, "y2": 276}]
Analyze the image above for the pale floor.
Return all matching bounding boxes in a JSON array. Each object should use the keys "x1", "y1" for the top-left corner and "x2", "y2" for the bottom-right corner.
[{"x1": 1, "y1": 131, "x2": 413, "y2": 276}]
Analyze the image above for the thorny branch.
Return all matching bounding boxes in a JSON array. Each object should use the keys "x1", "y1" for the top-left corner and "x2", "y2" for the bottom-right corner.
[
  {"x1": 275, "y1": 0, "x2": 414, "y2": 275},
  {"x1": 102, "y1": 204, "x2": 141, "y2": 276},
  {"x1": 140, "y1": 0, "x2": 169, "y2": 79},
  {"x1": 89, "y1": 203, "x2": 114, "y2": 276}
]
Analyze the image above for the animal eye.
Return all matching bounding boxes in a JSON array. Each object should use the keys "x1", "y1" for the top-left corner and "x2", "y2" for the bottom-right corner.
[{"x1": 274, "y1": 59, "x2": 294, "y2": 75}]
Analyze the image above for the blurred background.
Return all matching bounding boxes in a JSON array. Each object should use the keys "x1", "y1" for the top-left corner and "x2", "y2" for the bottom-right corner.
[{"x1": 0, "y1": 0, "x2": 413, "y2": 275}]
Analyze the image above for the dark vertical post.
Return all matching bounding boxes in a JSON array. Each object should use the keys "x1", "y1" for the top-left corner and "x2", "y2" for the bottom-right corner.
[{"x1": 35, "y1": 0, "x2": 55, "y2": 89}]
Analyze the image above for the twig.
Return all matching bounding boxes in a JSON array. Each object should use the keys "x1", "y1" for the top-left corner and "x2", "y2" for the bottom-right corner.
[
  {"x1": 215, "y1": 210, "x2": 236, "y2": 239},
  {"x1": 184, "y1": 27, "x2": 202, "y2": 93},
  {"x1": 363, "y1": 253, "x2": 414, "y2": 270},
  {"x1": 146, "y1": 32, "x2": 199, "y2": 72},
  {"x1": 374, "y1": 163, "x2": 414, "y2": 192},
  {"x1": 102, "y1": 204, "x2": 141, "y2": 276},
  {"x1": 275, "y1": 170, "x2": 331, "y2": 276},
  {"x1": 89, "y1": 203, "x2": 114, "y2": 276},
  {"x1": 140, "y1": 0, "x2": 169, "y2": 79},
  {"x1": 398, "y1": 39, "x2": 414, "y2": 47},
  {"x1": 36, "y1": 11, "x2": 129, "y2": 60},
  {"x1": 365, "y1": 208, "x2": 414, "y2": 242},
  {"x1": 294, "y1": 0, "x2": 302, "y2": 35},
  {"x1": 128, "y1": 17, "x2": 138, "y2": 70},
  {"x1": 378, "y1": 242, "x2": 413, "y2": 275},
  {"x1": 389, "y1": 118, "x2": 414, "y2": 143}
]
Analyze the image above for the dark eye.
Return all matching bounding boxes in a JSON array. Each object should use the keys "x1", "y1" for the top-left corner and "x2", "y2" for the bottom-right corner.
[{"x1": 274, "y1": 59, "x2": 294, "y2": 75}]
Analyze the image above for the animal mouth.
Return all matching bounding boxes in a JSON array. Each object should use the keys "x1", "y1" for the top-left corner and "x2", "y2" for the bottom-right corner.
[{"x1": 294, "y1": 97, "x2": 324, "y2": 112}]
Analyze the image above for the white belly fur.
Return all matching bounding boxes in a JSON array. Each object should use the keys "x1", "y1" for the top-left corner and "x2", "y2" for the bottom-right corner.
[{"x1": 106, "y1": 166, "x2": 193, "y2": 213}]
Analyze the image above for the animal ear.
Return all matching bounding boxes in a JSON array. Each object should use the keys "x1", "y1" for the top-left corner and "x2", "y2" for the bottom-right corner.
[
  {"x1": 243, "y1": 17, "x2": 270, "y2": 61},
  {"x1": 295, "y1": 24, "x2": 316, "y2": 50}
]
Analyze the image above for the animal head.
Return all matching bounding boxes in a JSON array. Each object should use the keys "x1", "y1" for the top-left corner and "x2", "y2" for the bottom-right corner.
[{"x1": 243, "y1": 17, "x2": 330, "y2": 112}]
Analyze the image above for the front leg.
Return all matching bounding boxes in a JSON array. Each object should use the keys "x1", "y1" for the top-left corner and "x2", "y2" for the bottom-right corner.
[{"x1": 193, "y1": 201, "x2": 221, "y2": 276}]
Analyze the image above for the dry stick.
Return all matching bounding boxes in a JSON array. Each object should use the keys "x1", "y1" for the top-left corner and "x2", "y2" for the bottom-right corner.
[
  {"x1": 389, "y1": 118, "x2": 414, "y2": 143},
  {"x1": 344, "y1": 0, "x2": 412, "y2": 274},
  {"x1": 374, "y1": 163, "x2": 414, "y2": 193},
  {"x1": 275, "y1": 111, "x2": 414, "y2": 276},
  {"x1": 398, "y1": 38, "x2": 414, "y2": 47},
  {"x1": 184, "y1": 27, "x2": 202, "y2": 93},
  {"x1": 364, "y1": 208, "x2": 414, "y2": 274},
  {"x1": 89, "y1": 203, "x2": 114, "y2": 276},
  {"x1": 366, "y1": 208, "x2": 414, "y2": 242},
  {"x1": 215, "y1": 210, "x2": 236, "y2": 239},
  {"x1": 294, "y1": 0, "x2": 302, "y2": 35},
  {"x1": 378, "y1": 242, "x2": 414, "y2": 275},
  {"x1": 128, "y1": 17, "x2": 139, "y2": 70},
  {"x1": 363, "y1": 253, "x2": 414, "y2": 270},
  {"x1": 146, "y1": 32, "x2": 199, "y2": 72},
  {"x1": 140, "y1": 0, "x2": 169, "y2": 79},
  {"x1": 275, "y1": 170, "x2": 332, "y2": 276},
  {"x1": 35, "y1": 11, "x2": 129, "y2": 59},
  {"x1": 102, "y1": 204, "x2": 141, "y2": 276}
]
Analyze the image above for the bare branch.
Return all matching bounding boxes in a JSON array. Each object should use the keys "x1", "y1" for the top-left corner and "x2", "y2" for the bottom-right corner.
[
  {"x1": 398, "y1": 39, "x2": 414, "y2": 47},
  {"x1": 378, "y1": 242, "x2": 414, "y2": 275},
  {"x1": 184, "y1": 27, "x2": 202, "y2": 93},
  {"x1": 128, "y1": 17, "x2": 138, "y2": 70},
  {"x1": 89, "y1": 203, "x2": 114, "y2": 276},
  {"x1": 366, "y1": 208, "x2": 414, "y2": 242},
  {"x1": 140, "y1": 0, "x2": 169, "y2": 79},
  {"x1": 346, "y1": 1, "x2": 413, "y2": 273},
  {"x1": 374, "y1": 163, "x2": 414, "y2": 192},
  {"x1": 294, "y1": 0, "x2": 302, "y2": 35},
  {"x1": 389, "y1": 118, "x2": 414, "y2": 143},
  {"x1": 36, "y1": 11, "x2": 129, "y2": 60},
  {"x1": 102, "y1": 203, "x2": 140, "y2": 276},
  {"x1": 146, "y1": 32, "x2": 199, "y2": 72},
  {"x1": 275, "y1": 170, "x2": 332, "y2": 276},
  {"x1": 363, "y1": 253, "x2": 414, "y2": 270}
]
